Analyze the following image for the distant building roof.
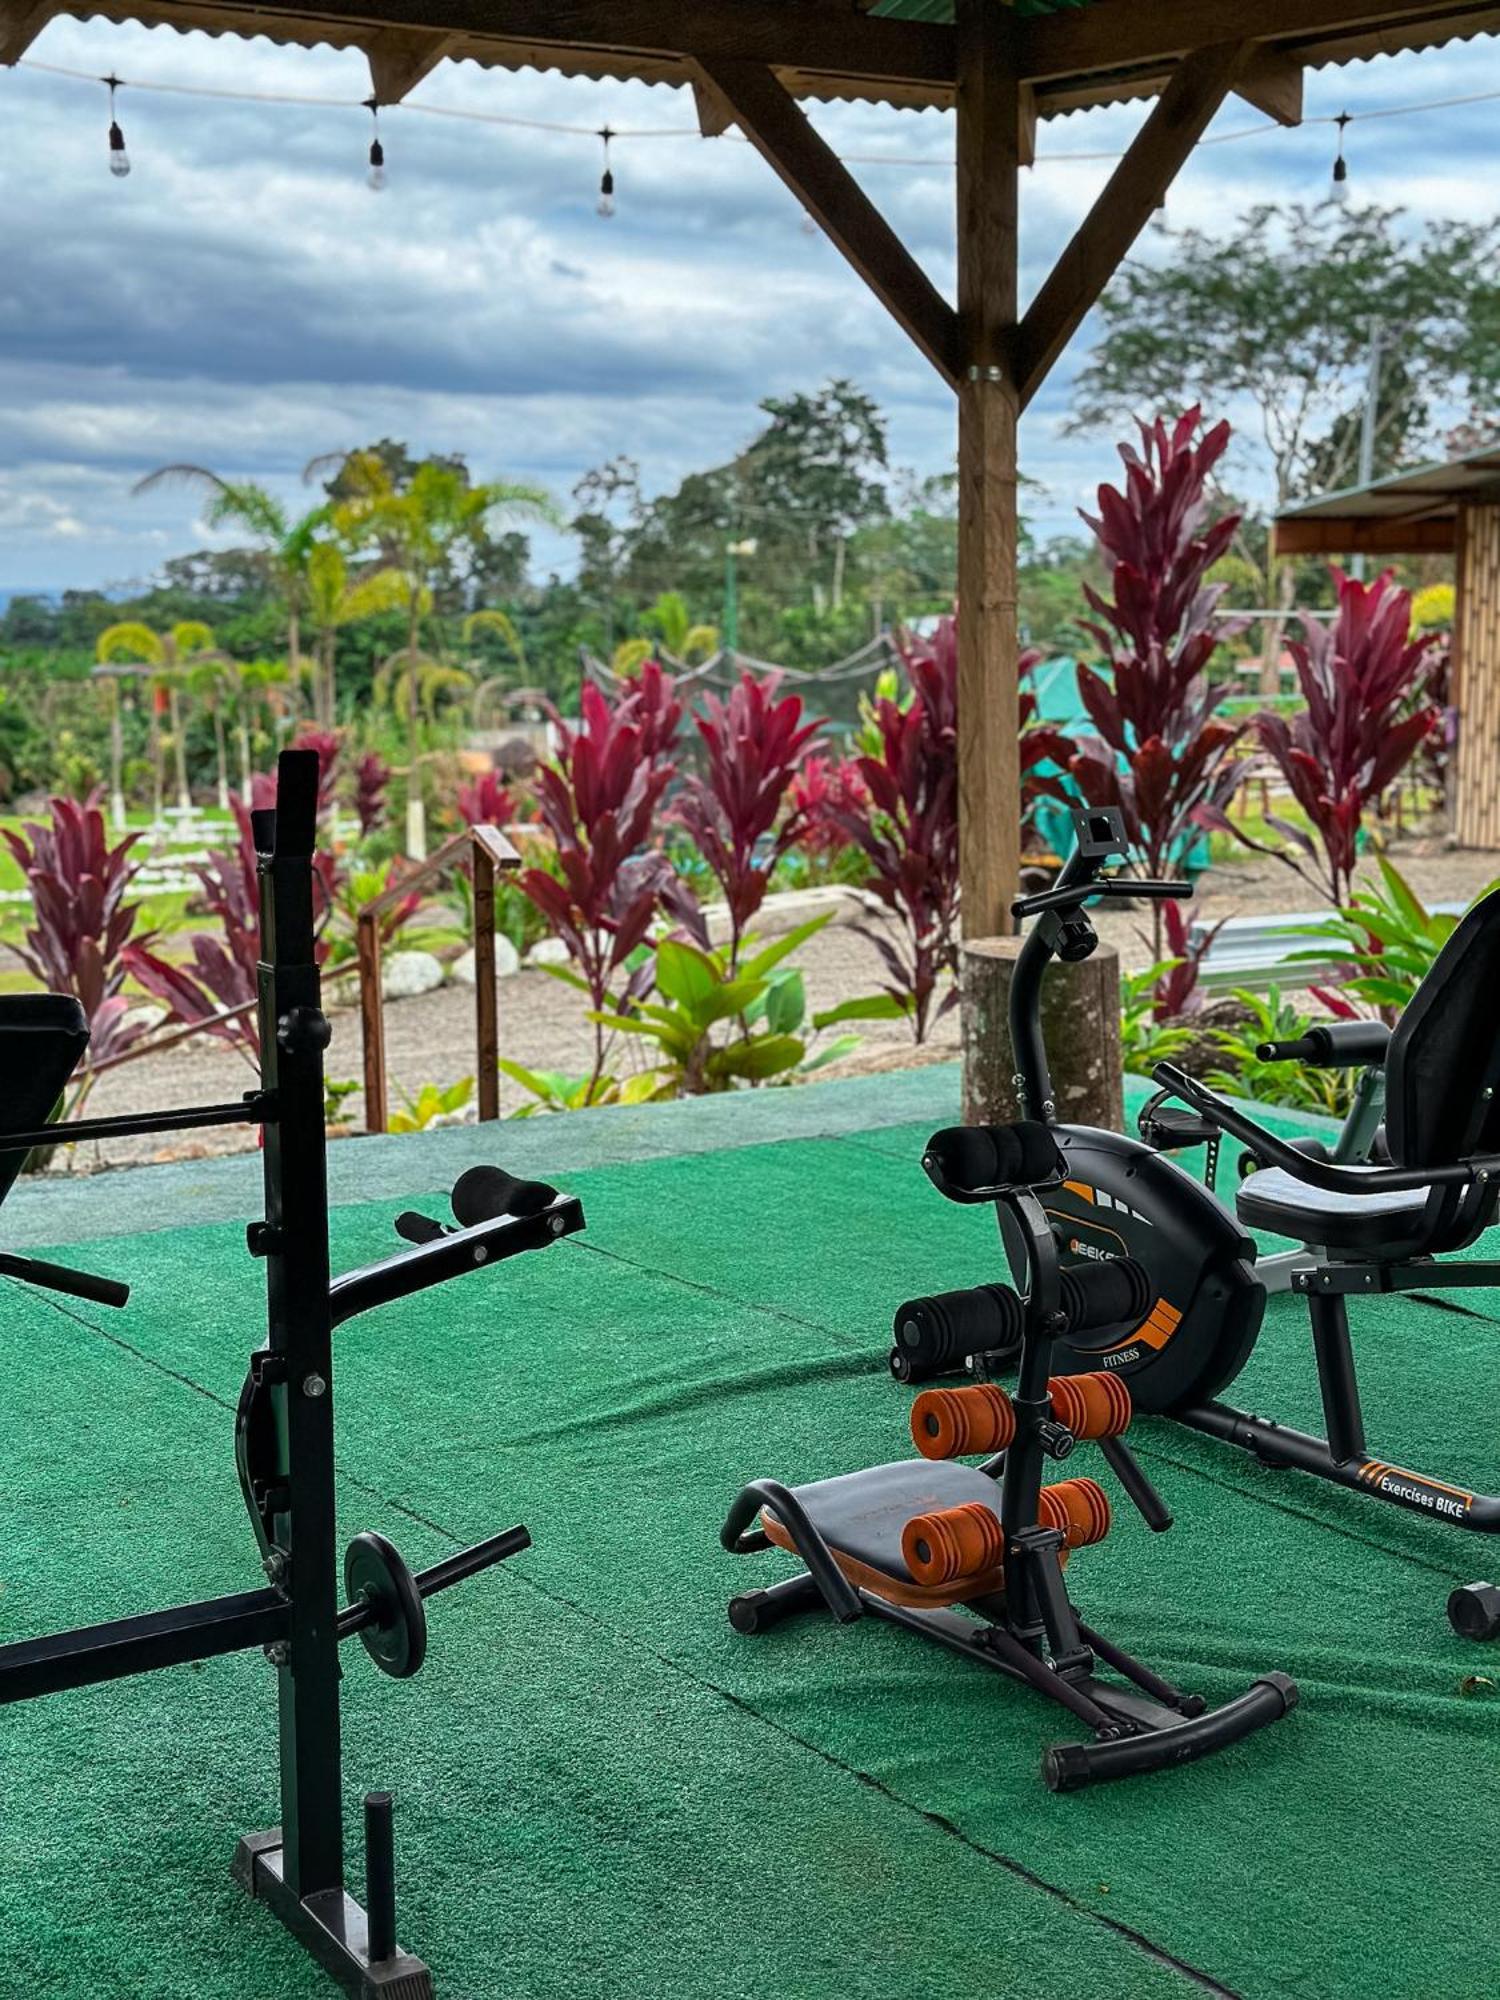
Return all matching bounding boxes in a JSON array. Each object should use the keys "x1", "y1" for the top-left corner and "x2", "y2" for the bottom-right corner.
[{"x1": 1273, "y1": 444, "x2": 1500, "y2": 558}]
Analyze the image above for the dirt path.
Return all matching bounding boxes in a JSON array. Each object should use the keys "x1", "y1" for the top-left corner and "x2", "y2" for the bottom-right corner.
[{"x1": 18, "y1": 835, "x2": 1495, "y2": 1175}]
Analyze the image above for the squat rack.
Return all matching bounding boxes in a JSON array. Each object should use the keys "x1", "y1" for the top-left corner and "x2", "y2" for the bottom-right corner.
[{"x1": 0, "y1": 748, "x2": 584, "y2": 2000}]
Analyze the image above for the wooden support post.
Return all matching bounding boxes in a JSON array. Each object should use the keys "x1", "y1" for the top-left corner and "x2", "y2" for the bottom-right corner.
[
  {"x1": 954, "y1": 0, "x2": 1020, "y2": 943},
  {"x1": 357, "y1": 918, "x2": 388, "y2": 1135},
  {"x1": 474, "y1": 844, "x2": 500, "y2": 1122}
]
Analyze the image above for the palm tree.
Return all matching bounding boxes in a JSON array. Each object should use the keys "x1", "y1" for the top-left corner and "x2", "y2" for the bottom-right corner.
[
  {"x1": 330, "y1": 451, "x2": 556, "y2": 858},
  {"x1": 373, "y1": 652, "x2": 476, "y2": 729},
  {"x1": 94, "y1": 620, "x2": 226, "y2": 823},
  {"x1": 227, "y1": 658, "x2": 294, "y2": 796},
  {"x1": 648, "y1": 590, "x2": 719, "y2": 662},
  {"x1": 133, "y1": 466, "x2": 328, "y2": 695},
  {"x1": 304, "y1": 542, "x2": 407, "y2": 726},
  {"x1": 611, "y1": 590, "x2": 719, "y2": 676},
  {"x1": 186, "y1": 656, "x2": 235, "y2": 811}
]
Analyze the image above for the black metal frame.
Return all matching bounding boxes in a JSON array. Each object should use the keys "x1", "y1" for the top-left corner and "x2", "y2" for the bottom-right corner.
[
  {"x1": 0, "y1": 750, "x2": 585, "y2": 2000},
  {"x1": 724, "y1": 1177, "x2": 1296, "y2": 1790},
  {"x1": 1155, "y1": 1061, "x2": 1500, "y2": 1541}
]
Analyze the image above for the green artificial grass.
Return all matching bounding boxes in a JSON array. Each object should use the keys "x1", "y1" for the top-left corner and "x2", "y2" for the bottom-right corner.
[{"x1": 6, "y1": 1103, "x2": 1500, "y2": 1999}]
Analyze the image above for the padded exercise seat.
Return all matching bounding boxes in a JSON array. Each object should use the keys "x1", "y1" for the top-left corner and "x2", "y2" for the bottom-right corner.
[
  {"x1": 760, "y1": 1460, "x2": 1004, "y2": 1608},
  {"x1": 1236, "y1": 1166, "x2": 1431, "y2": 1258},
  {"x1": 0, "y1": 994, "x2": 88, "y2": 1200}
]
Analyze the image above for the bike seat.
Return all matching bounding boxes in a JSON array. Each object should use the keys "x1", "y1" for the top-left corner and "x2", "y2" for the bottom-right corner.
[
  {"x1": 1236, "y1": 1166, "x2": 1431, "y2": 1257},
  {"x1": 0, "y1": 995, "x2": 89, "y2": 1202},
  {"x1": 760, "y1": 1461, "x2": 1005, "y2": 1608}
]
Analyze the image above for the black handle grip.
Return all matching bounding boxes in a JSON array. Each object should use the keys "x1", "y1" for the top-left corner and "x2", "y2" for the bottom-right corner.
[
  {"x1": 451, "y1": 1164, "x2": 559, "y2": 1226},
  {"x1": 0, "y1": 1252, "x2": 130, "y2": 1309},
  {"x1": 394, "y1": 1211, "x2": 449, "y2": 1245}
]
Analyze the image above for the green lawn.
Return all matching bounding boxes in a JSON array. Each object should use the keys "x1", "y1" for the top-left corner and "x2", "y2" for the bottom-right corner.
[{"x1": 4, "y1": 1088, "x2": 1498, "y2": 1998}]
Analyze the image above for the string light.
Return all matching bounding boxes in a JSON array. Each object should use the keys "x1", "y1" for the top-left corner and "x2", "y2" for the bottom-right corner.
[
  {"x1": 105, "y1": 73, "x2": 129, "y2": 178},
  {"x1": 14, "y1": 54, "x2": 1500, "y2": 193},
  {"x1": 596, "y1": 124, "x2": 615, "y2": 217},
  {"x1": 1332, "y1": 110, "x2": 1351, "y2": 199},
  {"x1": 365, "y1": 95, "x2": 386, "y2": 190}
]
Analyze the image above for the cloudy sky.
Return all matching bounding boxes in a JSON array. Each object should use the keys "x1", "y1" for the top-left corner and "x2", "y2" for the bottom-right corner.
[{"x1": 1, "y1": 16, "x2": 1497, "y2": 595}]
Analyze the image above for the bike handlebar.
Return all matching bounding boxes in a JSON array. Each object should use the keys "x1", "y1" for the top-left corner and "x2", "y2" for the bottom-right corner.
[{"x1": 1011, "y1": 877, "x2": 1193, "y2": 920}]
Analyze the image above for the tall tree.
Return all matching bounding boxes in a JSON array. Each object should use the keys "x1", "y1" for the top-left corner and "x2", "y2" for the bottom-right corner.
[
  {"x1": 132, "y1": 467, "x2": 329, "y2": 697},
  {"x1": 1072, "y1": 203, "x2": 1500, "y2": 689},
  {"x1": 1072, "y1": 204, "x2": 1500, "y2": 506}
]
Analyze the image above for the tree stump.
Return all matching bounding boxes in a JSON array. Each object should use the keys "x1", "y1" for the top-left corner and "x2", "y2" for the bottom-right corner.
[{"x1": 960, "y1": 936, "x2": 1124, "y2": 1132}]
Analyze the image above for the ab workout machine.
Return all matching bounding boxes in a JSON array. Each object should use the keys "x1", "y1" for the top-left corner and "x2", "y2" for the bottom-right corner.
[
  {"x1": 0, "y1": 751, "x2": 585, "y2": 1998},
  {"x1": 892, "y1": 805, "x2": 1500, "y2": 1640},
  {"x1": 723, "y1": 1118, "x2": 1296, "y2": 1790}
]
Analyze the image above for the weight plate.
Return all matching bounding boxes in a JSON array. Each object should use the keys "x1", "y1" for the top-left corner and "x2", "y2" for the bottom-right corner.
[{"x1": 344, "y1": 1530, "x2": 428, "y2": 1679}]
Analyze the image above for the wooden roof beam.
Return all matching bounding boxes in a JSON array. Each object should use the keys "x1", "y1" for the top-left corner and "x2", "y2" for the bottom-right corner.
[
  {"x1": 364, "y1": 25, "x2": 454, "y2": 101},
  {"x1": 0, "y1": 0, "x2": 58, "y2": 62},
  {"x1": 1273, "y1": 514, "x2": 1457, "y2": 557},
  {"x1": 1234, "y1": 48, "x2": 1303, "y2": 126},
  {"x1": 136, "y1": 0, "x2": 959, "y2": 92},
  {"x1": 1012, "y1": 39, "x2": 1252, "y2": 412},
  {"x1": 1015, "y1": 0, "x2": 1484, "y2": 84},
  {"x1": 692, "y1": 54, "x2": 961, "y2": 387}
]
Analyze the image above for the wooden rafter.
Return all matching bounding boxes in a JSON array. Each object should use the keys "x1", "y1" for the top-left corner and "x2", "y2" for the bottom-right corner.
[
  {"x1": 1273, "y1": 514, "x2": 1457, "y2": 558},
  {"x1": 1011, "y1": 39, "x2": 1252, "y2": 412},
  {"x1": 0, "y1": 0, "x2": 56, "y2": 61},
  {"x1": 1232, "y1": 48, "x2": 1303, "y2": 126},
  {"x1": 1015, "y1": 0, "x2": 1491, "y2": 82},
  {"x1": 692, "y1": 55, "x2": 961, "y2": 387},
  {"x1": 15, "y1": 0, "x2": 1492, "y2": 101},
  {"x1": 365, "y1": 25, "x2": 454, "y2": 101}
]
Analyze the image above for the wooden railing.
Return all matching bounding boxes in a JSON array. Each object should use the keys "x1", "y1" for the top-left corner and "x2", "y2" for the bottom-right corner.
[{"x1": 357, "y1": 823, "x2": 522, "y2": 1136}]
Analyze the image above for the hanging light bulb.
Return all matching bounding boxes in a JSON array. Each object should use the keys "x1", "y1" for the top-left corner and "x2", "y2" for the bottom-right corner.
[
  {"x1": 365, "y1": 97, "x2": 387, "y2": 191},
  {"x1": 1331, "y1": 111, "x2": 1351, "y2": 201},
  {"x1": 597, "y1": 125, "x2": 616, "y2": 217},
  {"x1": 105, "y1": 75, "x2": 130, "y2": 178}
]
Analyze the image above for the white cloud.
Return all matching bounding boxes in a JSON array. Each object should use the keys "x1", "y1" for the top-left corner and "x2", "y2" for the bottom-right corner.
[{"x1": 0, "y1": 16, "x2": 1496, "y2": 590}]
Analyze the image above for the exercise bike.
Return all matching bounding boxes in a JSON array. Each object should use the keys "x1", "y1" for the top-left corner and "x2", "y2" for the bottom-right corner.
[
  {"x1": 891, "y1": 804, "x2": 1500, "y2": 1641},
  {"x1": 722, "y1": 1119, "x2": 1297, "y2": 1790}
]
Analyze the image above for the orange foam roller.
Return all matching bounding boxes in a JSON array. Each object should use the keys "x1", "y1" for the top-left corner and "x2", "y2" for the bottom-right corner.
[
  {"x1": 910, "y1": 1383, "x2": 1016, "y2": 1460},
  {"x1": 1039, "y1": 1477, "x2": 1113, "y2": 1549},
  {"x1": 1047, "y1": 1371, "x2": 1133, "y2": 1441},
  {"x1": 901, "y1": 1501, "x2": 1005, "y2": 1589}
]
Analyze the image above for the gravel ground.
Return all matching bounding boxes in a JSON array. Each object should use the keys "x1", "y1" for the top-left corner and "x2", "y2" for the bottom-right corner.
[{"x1": 15, "y1": 834, "x2": 1496, "y2": 1175}]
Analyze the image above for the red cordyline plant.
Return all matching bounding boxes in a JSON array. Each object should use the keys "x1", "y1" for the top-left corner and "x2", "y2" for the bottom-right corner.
[
  {"x1": 1070, "y1": 408, "x2": 1248, "y2": 958},
  {"x1": 1232, "y1": 569, "x2": 1441, "y2": 909},
  {"x1": 1151, "y1": 900, "x2": 1227, "y2": 1021},
  {"x1": 830, "y1": 619, "x2": 959, "y2": 1042},
  {"x1": 518, "y1": 673, "x2": 682, "y2": 1087},
  {"x1": 3, "y1": 794, "x2": 157, "y2": 1097},
  {"x1": 673, "y1": 670, "x2": 822, "y2": 968},
  {"x1": 354, "y1": 751, "x2": 391, "y2": 836},
  {"x1": 788, "y1": 753, "x2": 870, "y2": 856},
  {"x1": 291, "y1": 730, "x2": 342, "y2": 820},
  {"x1": 456, "y1": 768, "x2": 517, "y2": 830},
  {"x1": 125, "y1": 796, "x2": 337, "y2": 1063}
]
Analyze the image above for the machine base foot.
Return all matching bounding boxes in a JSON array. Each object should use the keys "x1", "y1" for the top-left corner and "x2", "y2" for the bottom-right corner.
[{"x1": 233, "y1": 1831, "x2": 434, "y2": 1999}]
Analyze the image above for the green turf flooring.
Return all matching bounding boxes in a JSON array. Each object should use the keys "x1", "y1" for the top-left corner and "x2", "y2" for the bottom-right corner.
[{"x1": 6, "y1": 1099, "x2": 1500, "y2": 1999}]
